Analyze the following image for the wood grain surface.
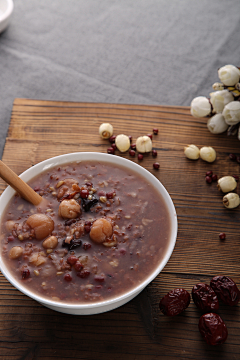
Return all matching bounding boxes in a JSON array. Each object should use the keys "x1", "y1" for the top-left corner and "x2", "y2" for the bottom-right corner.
[{"x1": 0, "y1": 98, "x2": 240, "y2": 360}]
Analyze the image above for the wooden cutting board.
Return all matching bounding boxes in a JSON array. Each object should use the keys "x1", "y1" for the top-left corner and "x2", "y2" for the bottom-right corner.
[{"x1": 0, "y1": 98, "x2": 239, "y2": 360}]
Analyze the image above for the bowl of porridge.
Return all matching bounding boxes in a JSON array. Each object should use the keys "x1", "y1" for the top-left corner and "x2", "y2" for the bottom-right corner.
[{"x1": 0, "y1": 152, "x2": 177, "y2": 315}]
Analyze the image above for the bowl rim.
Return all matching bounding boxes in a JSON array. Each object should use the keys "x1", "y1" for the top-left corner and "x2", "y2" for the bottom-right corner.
[
  {"x1": 0, "y1": 0, "x2": 13, "y2": 21},
  {"x1": 0, "y1": 152, "x2": 178, "y2": 310}
]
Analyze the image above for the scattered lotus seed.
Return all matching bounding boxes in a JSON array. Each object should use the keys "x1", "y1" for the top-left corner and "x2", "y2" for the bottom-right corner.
[
  {"x1": 200, "y1": 147, "x2": 216, "y2": 163},
  {"x1": 99, "y1": 123, "x2": 113, "y2": 139},
  {"x1": 184, "y1": 144, "x2": 200, "y2": 160}
]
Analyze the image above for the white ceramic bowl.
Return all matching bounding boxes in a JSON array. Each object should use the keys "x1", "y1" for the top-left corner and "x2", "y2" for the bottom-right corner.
[
  {"x1": 0, "y1": 152, "x2": 177, "y2": 315},
  {"x1": 0, "y1": 0, "x2": 13, "y2": 33}
]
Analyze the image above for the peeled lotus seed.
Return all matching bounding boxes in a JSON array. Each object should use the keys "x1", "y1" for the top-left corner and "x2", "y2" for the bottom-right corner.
[
  {"x1": 222, "y1": 101, "x2": 240, "y2": 125},
  {"x1": 209, "y1": 90, "x2": 234, "y2": 114},
  {"x1": 99, "y1": 123, "x2": 113, "y2": 139},
  {"x1": 207, "y1": 114, "x2": 228, "y2": 134},
  {"x1": 217, "y1": 176, "x2": 237, "y2": 193},
  {"x1": 184, "y1": 144, "x2": 200, "y2": 160},
  {"x1": 190, "y1": 96, "x2": 211, "y2": 118},
  {"x1": 115, "y1": 134, "x2": 130, "y2": 152},
  {"x1": 199, "y1": 147, "x2": 216, "y2": 163},
  {"x1": 223, "y1": 193, "x2": 240, "y2": 209},
  {"x1": 136, "y1": 136, "x2": 152, "y2": 153},
  {"x1": 218, "y1": 65, "x2": 240, "y2": 86}
]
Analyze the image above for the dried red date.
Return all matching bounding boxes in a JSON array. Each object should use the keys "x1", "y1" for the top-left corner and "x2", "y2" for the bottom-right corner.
[
  {"x1": 192, "y1": 283, "x2": 219, "y2": 312},
  {"x1": 210, "y1": 276, "x2": 240, "y2": 306},
  {"x1": 198, "y1": 313, "x2": 228, "y2": 345},
  {"x1": 159, "y1": 288, "x2": 190, "y2": 316}
]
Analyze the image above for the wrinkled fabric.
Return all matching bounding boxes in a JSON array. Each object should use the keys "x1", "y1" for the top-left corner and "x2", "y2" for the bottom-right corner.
[{"x1": 0, "y1": 0, "x2": 240, "y2": 157}]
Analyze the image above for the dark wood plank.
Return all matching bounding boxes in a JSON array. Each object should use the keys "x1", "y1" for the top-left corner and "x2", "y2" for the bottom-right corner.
[{"x1": 0, "y1": 98, "x2": 239, "y2": 360}]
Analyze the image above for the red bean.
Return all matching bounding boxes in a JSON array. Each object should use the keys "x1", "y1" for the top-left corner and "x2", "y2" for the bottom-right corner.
[
  {"x1": 67, "y1": 256, "x2": 78, "y2": 265},
  {"x1": 219, "y1": 232, "x2": 226, "y2": 241},
  {"x1": 107, "y1": 147, "x2": 115, "y2": 155},
  {"x1": 74, "y1": 262, "x2": 83, "y2": 272},
  {"x1": 64, "y1": 273, "x2": 72, "y2": 282},
  {"x1": 205, "y1": 176, "x2": 212, "y2": 184},
  {"x1": 153, "y1": 162, "x2": 160, "y2": 170},
  {"x1": 106, "y1": 192, "x2": 115, "y2": 199},
  {"x1": 129, "y1": 150, "x2": 135, "y2": 157},
  {"x1": 109, "y1": 135, "x2": 116, "y2": 143},
  {"x1": 229, "y1": 153, "x2": 236, "y2": 161},
  {"x1": 153, "y1": 128, "x2": 158, "y2": 135}
]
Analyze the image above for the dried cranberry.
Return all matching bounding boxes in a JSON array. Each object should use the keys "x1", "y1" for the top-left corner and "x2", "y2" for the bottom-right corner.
[
  {"x1": 212, "y1": 174, "x2": 218, "y2": 182},
  {"x1": 77, "y1": 270, "x2": 90, "y2": 278},
  {"x1": 80, "y1": 189, "x2": 89, "y2": 199},
  {"x1": 107, "y1": 147, "x2": 115, "y2": 154},
  {"x1": 109, "y1": 135, "x2": 116, "y2": 143},
  {"x1": 83, "y1": 243, "x2": 91, "y2": 250},
  {"x1": 159, "y1": 288, "x2": 190, "y2": 316},
  {"x1": 206, "y1": 171, "x2": 213, "y2": 177},
  {"x1": 131, "y1": 143, "x2": 136, "y2": 150},
  {"x1": 205, "y1": 176, "x2": 212, "y2": 184},
  {"x1": 153, "y1": 162, "x2": 160, "y2": 170},
  {"x1": 198, "y1": 313, "x2": 228, "y2": 345},
  {"x1": 192, "y1": 283, "x2": 219, "y2": 312},
  {"x1": 153, "y1": 128, "x2": 158, "y2": 135},
  {"x1": 210, "y1": 275, "x2": 240, "y2": 306},
  {"x1": 138, "y1": 154, "x2": 143, "y2": 161},
  {"x1": 106, "y1": 191, "x2": 115, "y2": 199},
  {"x1": 74, "y1": 262, "x2": 83, "y2": 272},
  {"x1": 229, "y1": 153, "x2": 236, "y2": 161},
  {"x1": 67, "y1": 256, "x2": 78, "y2": 265},
  {"x1": 22, "y1": 269, "x2": 30, "y2": 280},
  {"x1": 129, "y1": 149, "x2": 135, "y2": 157},
  {"x1": 64, "y1": 273, "x2": 72, "y2": 282},
  {"x1": 219, "y1": 232, "x2": 226, "y2": 241},
  {"x1": 94, "y1": 275, "x2": 105, "y2": 282},
  {"x1": 147, "y1": 134, "x2": 153, "y2": 140},
  {"x1": 152, "y1": 150, "x2": 157, "y2": 157}
]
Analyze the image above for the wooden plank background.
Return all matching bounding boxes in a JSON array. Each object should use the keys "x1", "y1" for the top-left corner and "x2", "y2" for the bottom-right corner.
[{"x1": 0, "y1": 98, "x2": 239, "y2": 360}]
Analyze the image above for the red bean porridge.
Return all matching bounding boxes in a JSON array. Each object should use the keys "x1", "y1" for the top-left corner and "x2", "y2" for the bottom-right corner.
[{"x1": 1, "y1": 161, "x2": 171, "y2": 304}]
